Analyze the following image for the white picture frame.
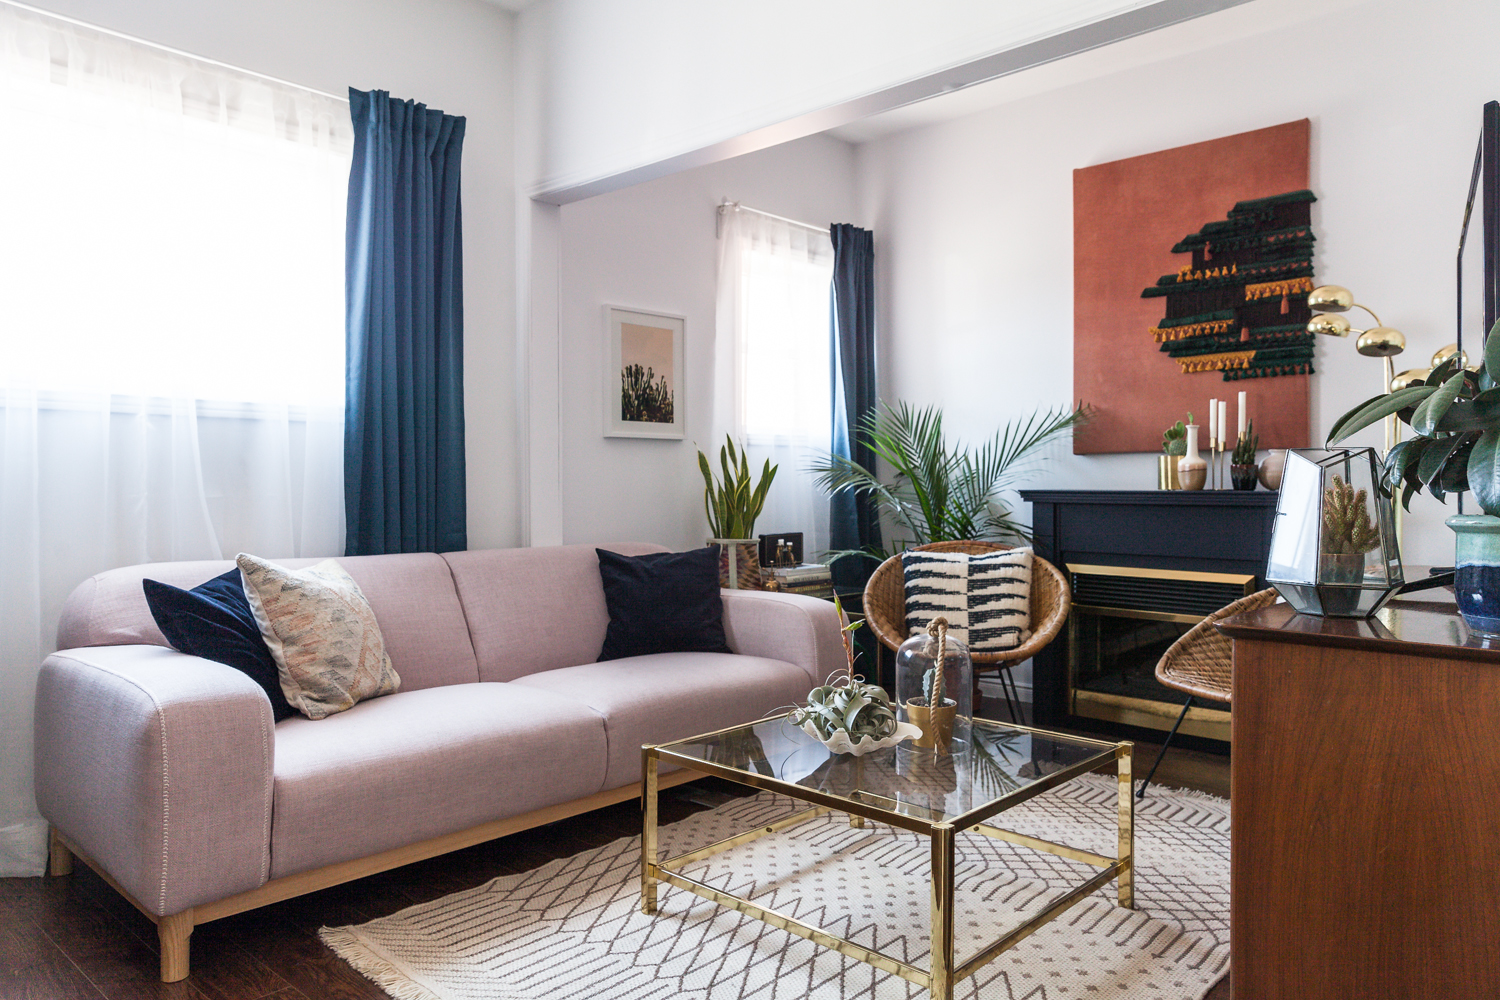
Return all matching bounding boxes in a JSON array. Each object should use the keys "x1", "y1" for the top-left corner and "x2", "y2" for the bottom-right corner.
[{"x1": 605, "y1": 306, "x2": 685, "y2": 439}]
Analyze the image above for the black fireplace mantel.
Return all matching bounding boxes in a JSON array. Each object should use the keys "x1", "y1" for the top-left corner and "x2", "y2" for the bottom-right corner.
[{"x1": 1018, "y1": 488, "x2": 1278, "y2": 739}]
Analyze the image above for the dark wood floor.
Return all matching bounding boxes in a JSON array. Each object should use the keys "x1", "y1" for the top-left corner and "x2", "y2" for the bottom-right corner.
[{"x1": 0, "y1": 732, "x2": 1230, "y2": 1000}]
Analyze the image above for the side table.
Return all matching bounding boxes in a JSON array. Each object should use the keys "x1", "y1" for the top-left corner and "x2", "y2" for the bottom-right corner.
[{"x1": 1218, "y1": 596, "x2": 1500, "y2": 999}]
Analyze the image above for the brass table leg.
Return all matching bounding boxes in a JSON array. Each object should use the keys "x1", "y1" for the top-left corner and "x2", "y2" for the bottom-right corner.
[
  {"x1": 850, "y1": 814, "x2": 865, "y2": 829},
  {"x1": 641, "y1": 747, "x2": 658, "y2": 915},
  {"x1": 930, "y1": 822, "x2": 956, "y2": 1000},
  {"x1": 1117, "y1": 745, "x2": 1134, "y2": 909}
]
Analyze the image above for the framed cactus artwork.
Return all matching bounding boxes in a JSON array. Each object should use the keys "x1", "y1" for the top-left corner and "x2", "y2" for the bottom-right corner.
[{"x1": 605, "y1": 306, "x2": 685, "y2": 439}]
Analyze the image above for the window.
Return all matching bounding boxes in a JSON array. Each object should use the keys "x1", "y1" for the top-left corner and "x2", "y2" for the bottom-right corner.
[
  {"x1": 716, "y1": 204, "x2": 834, "y2": 553},
  {"x1": 0, "y1": 2, "x2": 352, "y2": 875},
  {"x1": 0, "y1": 4, "x2": 351, "y2": 406}
]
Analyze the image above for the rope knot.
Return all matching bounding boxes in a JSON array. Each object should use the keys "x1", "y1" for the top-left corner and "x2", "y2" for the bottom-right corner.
[{"x1": 925, "y1": 617, "x2": 948, "y2": 707}]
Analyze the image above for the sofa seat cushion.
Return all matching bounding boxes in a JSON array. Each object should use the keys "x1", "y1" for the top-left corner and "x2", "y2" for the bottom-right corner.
[
  {"x1": 269, "y1": 683, "x2": 607, "y2": 879},
  {"x1": 511, "y1": 653, "x2": 812, "y2": 790}
]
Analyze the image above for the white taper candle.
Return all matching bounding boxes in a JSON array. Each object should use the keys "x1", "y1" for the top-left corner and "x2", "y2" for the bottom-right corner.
[
  {"x1": 1238, "y1": 391, "x2": 1247, "y2": 441},
  {"x1": 1219, "y1": 400, "x2": 1228, "y2": 448},
  {"x1": 1209, "y1": 399, "x2": 1218, "y2": 447}
]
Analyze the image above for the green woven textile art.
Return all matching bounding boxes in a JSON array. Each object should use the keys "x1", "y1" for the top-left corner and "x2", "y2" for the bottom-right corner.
[{"x1": 1141, "y1": 189, "x2": 1318, "y2": 381}]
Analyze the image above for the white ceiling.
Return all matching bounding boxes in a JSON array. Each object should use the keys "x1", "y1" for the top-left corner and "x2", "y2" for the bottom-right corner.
[{"x1": 481, "y1": 0, "x2": 538, "y2": 11}]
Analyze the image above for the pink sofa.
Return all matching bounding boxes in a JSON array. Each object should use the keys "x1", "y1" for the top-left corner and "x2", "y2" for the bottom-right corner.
[{"x1": 33, "y1": 543, "x2": 843, "y2": 982}]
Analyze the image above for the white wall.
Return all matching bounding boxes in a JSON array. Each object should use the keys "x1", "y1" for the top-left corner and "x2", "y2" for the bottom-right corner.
[
  {"x1": 29, "y1": 0, "x2": 522, "y2": 550},
  {"x1": 856, "y1": 0, "x2": 1500, "y2": 578},
  {"x1": 556, "y1": 134, "x2": 860, "y2": 549},
  {"x1": 515, "y1": 0, "x2": 1246, "y2": 201}
]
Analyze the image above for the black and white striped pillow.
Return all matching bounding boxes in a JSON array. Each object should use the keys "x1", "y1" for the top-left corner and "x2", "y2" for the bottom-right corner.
[{"x1": 902, "y1": 548, "x2": 1033, "y2": 653}]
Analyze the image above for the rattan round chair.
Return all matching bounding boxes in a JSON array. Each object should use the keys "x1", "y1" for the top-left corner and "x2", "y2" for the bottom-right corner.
[
  {"x1": 862, "y1": 540, "x2": 1071, "y2": 722},
  {"x1": 1135, "y1": 586, "x2": 1279, "y2": 798}
]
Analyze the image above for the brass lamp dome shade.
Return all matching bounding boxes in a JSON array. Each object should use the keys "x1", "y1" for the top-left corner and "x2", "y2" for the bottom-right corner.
[
  {"x1": 1308, "y1": 313, "x2": 1352, "y2": 337},
  {"x1": 1307, "y1": 285, "x2": 1355, "y2": 312},
  {"x1": 1431, "y1": 343, "x2": 1469, "y2": 369},
  {"x1": 1356, "y1": 327, "x2": 1406, "y2": 358},
  {"x1": 1391, "y1": 368, "x2": 1430, "y2": 392}
]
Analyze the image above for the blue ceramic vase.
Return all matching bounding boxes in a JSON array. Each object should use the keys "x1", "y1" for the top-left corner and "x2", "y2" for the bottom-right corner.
[{"x1": 1447, "y1": 514, "x2": 1500, "y2": 636}]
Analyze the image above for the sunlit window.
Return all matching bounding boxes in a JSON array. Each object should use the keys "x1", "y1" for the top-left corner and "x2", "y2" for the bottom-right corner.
[{"x1": 0, "y1": 7, "x2": 351, "y2": 407}]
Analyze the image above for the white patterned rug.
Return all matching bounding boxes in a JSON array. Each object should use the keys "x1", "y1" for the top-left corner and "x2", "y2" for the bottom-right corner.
[{"x1": 322, "y1": 775, "x2": 1229, "y2": 1000}]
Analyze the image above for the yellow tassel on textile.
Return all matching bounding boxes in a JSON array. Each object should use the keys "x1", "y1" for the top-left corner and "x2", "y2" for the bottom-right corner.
[
  {"x1": 1151, "y1": 318, "x2": 1236, "y2": 343},
  {"x1": 1176, "y1": 351, "x2": 1256, "y2": 374},
  {"x1": 1244, "y1": 277, "x2": 1313, "y2": 302}
]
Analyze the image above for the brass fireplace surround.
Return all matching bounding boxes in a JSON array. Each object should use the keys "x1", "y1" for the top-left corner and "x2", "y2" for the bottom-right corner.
[{"x1": 1066, "y1": 563, "x2": 1255, "y2": 742}]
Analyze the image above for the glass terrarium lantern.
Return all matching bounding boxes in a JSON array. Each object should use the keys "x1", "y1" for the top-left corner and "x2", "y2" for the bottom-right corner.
[
  {"x1": 895, "y1": 618, "x2": 973, "y2": 755},
  {"x1": 1265, "y1": 448, "x2": 1404, "y2": 618}
]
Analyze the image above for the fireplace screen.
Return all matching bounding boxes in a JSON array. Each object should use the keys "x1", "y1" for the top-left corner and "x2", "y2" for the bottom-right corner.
[{"x1": 1066, "y1": 564, "x2": 1254, "y2": 741}]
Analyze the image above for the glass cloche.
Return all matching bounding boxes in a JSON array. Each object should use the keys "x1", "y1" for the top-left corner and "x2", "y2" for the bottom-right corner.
[{"x1": 895, "y1": 617, "x2": 973, "y2": 755}]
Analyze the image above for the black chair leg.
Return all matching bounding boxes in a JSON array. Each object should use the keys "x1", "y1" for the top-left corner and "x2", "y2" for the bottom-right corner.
[
  {"x1": 1136, "y1": 695, "x2": 1194, "y2": 799},
  {"x1": 1001, "y1": 667, "x2": 1023, "y2": 724}
]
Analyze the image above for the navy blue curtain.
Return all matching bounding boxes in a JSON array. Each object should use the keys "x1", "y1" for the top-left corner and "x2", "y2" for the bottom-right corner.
[
  {"x1": 344, "y1": 88, "x2": 467, "y2": 555},
  {"x1": 829, "y1": 224, "x2": 881, "y2": 589}
]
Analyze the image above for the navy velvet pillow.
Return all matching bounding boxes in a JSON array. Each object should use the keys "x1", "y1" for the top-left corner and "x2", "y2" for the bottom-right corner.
[
  {"x1": 596, "y1": 547, "x2": 733, "y2": 661},
  {"x1": 142, "y1": 570, "x2": 293, "y2": 722}
]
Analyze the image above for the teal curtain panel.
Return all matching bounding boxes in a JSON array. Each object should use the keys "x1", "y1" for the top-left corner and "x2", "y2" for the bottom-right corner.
[{"x1": 344, "y1": 88, "x2": 467, "y2": 555}]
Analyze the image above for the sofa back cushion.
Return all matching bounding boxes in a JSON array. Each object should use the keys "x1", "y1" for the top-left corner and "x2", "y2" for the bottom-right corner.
[
  {"x1": 443, "y1": 542, "x2": 668, "y2": 682},
  {"x1": 56, "y1": 552, "x2": 480, "y2": 692}
]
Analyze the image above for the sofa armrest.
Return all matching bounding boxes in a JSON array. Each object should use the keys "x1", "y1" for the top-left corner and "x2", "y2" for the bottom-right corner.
[
  {"x1": 34, "y1": 645, "x2": 274, "y2": 915},
  {"x1": 719, "y1": 589, "x2": 846, "y2": 689}
]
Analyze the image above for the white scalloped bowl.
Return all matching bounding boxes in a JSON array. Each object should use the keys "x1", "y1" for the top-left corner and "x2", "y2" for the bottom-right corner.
[{"x1": 801, "y1": 720, "x2": 923, "y2": 756}]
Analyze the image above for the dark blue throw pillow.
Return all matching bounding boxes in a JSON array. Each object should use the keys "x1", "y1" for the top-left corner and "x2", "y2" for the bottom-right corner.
[
  {"x1": 142, "y1": 570, "x2": 293, "y2": 722},
  {"x1": 596, "y1": 547, "x2": 733, "y2": 661}
]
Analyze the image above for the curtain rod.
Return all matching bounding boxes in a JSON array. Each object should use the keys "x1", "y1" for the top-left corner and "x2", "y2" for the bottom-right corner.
[
  {"x1": 717, "y1": 200, "x2": 827, "y2": 239},
  {"x1": 0, "y1": 0, "x2": 348, "y2": 104}
]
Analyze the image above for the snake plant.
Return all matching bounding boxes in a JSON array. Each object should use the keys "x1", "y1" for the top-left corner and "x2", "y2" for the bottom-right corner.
[{"x1": 698, "y1": 436, "x2": 776, "y2": 539}]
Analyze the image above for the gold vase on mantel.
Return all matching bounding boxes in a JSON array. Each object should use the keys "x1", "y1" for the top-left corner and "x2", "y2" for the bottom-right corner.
[{"x1": 1158, "y1": 455, "x2": 1182, "y2": 490}]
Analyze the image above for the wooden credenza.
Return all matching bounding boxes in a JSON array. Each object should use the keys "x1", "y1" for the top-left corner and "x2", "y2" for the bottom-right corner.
[{"x1": 1218, "y1": 598, "x2": 1500, "y2": 999}]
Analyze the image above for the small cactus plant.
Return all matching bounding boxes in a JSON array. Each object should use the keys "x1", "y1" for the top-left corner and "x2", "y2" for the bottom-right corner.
[
  {"x1": 1322, "y1": 474, "x2": 1380, "y2": 554},
  {"x1": 1162, "y1": 413, "x2": 1193, "y2": 457},
  {"x1": 1232, "y1": 421, "x2": 1258, "y2": 465}
]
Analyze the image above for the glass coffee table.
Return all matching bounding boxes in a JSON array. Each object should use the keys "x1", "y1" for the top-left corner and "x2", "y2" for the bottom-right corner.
[{"x1": 641, "y1": 717, "x2": 1132, "y2": 1000}]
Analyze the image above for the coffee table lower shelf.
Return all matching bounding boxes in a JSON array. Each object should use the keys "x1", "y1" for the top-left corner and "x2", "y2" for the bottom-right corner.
[{"x1": 639, "y1": 734, "x2": 1133, "y2": 1000}]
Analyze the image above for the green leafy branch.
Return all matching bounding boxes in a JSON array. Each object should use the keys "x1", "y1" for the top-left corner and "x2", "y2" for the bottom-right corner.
[{"x1": 810, "y1": 400, "x2": 1090, "y2": 563}]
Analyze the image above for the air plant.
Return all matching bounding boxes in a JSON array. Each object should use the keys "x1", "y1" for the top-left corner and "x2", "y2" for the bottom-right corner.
[{"x1": 790, "y1": 677, "x2": 898, "y2": 743}]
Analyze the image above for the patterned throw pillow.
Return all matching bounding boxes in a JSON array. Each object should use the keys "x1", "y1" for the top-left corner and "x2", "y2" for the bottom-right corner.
[
  {"x1": 236, "y1": 554, "x2": 400, "y2": 720},
  {"x1": 902, "y1": 548, "x2": 1033, "y2": 653}
]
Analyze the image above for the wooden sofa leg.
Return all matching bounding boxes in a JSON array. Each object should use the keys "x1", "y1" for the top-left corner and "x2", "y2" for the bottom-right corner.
[
  {"x1": 48, "y1": 828, "x2": 73, "y2": 877},
  {"x1": 158, "y1": 909, "x2": 194, "y2": 983}
]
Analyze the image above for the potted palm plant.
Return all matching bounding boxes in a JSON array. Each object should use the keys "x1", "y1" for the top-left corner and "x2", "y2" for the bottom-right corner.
[
  {"x1": 809, "y1": 400, "x2": 1089, "y2": 561},
  {"x1": 698, "y1": 436, "x2": 776, "y2": 588},
  {"x1": 1327, "y1": 319, "x2": 1500, "y2": 634}
]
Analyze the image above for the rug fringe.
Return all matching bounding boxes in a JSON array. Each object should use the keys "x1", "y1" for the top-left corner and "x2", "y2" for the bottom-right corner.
[{"x1": 320, "y1": 926, "x2": 448, "y2": 1000}]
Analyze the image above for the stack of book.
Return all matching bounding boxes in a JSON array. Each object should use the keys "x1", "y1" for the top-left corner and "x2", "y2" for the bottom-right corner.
[{"x1": 768, "y1": 563, "x2": 834, "y2": 600}]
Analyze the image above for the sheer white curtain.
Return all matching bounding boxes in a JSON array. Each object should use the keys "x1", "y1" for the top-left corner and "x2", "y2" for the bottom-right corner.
[
  {"x1": 715, "y1": 206, "x2": 835, "y2": 556},
  {"x1": 0, "y1": 3, "x2": 351, "y2": 874}
]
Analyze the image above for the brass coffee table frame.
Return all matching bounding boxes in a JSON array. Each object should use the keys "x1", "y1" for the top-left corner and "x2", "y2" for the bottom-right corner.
[{"x1": 641, "y1": 719, "x2": 1133, "y2": 1000}]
